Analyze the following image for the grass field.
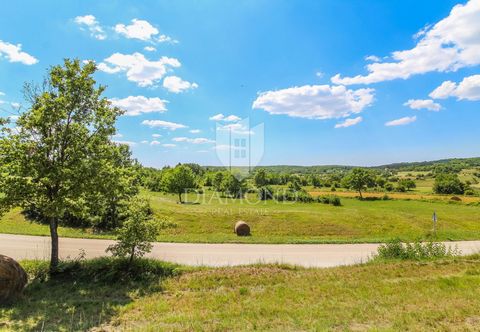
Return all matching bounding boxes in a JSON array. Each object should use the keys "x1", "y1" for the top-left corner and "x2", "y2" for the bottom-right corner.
[
  {"x1": 2, "y1": 256, "x2": 480, "y2": 331},
  {"x1": 1, "y1": 190, "x2": 480, "y2": 243}
]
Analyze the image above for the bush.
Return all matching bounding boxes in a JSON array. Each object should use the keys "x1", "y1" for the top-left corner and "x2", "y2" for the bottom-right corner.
[
  {"x1": 464, "y1": 188, "x2": 476, "y2": 196},
  {"x1": 22, "y1": 257, "x2": 180, "y2": 283},
  {"x1": 316, "y1": 195, "x2": 342, "y2": 206},
  {"x1": 274, "y1": 190, "x2": 314, "y2": 203},
  {"x1": 376, "y1": 238, "x2": 460, "y2": 260},
  {"x1": 258, "y1": 186, "x2": 274, "y2": 201},
  {"x1": 433, "y1": 173, "x2": 465, "y2": 195}
]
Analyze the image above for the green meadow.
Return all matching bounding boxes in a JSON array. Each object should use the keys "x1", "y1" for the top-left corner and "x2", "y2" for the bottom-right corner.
[
  {"x1": 2, "y1": 256, "x2": 480, "y2": 331},
  {"x1": 1, "y1": 189, "x2": 480, "y2": 244}
]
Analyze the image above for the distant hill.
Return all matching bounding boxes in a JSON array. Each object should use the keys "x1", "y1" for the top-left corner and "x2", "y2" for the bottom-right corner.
[{"x1": 204, "y1": 157, "x2": 480, "y2": 174}]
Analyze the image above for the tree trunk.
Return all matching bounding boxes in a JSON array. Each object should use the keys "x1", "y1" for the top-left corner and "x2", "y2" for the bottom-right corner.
[
  {"x1": 358, "y1": 189, "x2": 363, "y2": 199},
  {"x1": 49, "y1": 217, "x2": 59, "y2": 272},
  {"x1": 129, "y1": 246, "x2": 135, "y2": 265}
]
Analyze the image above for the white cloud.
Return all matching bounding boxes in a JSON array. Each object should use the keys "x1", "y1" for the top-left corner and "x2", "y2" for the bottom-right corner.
[
  {"x1": 316, "y1": 71, "x2": 324, "y2": 78},
  {"x1": 150, "y1": 140, "x2": 161, "y2": 145},
  {"x1": 365, "y1": 55, "x2": 381, "y2": 62},
  {"x1": 0, "y1": 40, "x2": 38, "y2": 65},
  {"x1": 141, "y1": 119, "x2": 187, "y2": 130},
  {"x1": 0, "y1": 92, "x2": 5, "y2": 96},
  {"x1": 334, "y1": 116, "x2": 363, "y2": 128},
  {"x1": 163, "y1": 76, "x2": 198, "y2": 93},
  {"x1": 162, "y1": 143, "x2": 176, "y2": 148},
  {"x1": 115, "y1": 19, "x2": 158, "y2": 41},
  {"x1": 141, "y1": 140, "x2": 149, "y2": 144},
  {"x1": 113, "y1": 140, "x2": 137, "y2": 147},
  {"x1": 385, "y1": 116, "x2": 417, "y2": 127},
  {"x1": 74, "y1": 15, "x2": 106, "y2": 40},
  {"x1": 209, "y1": 113, "x2": 241, "y2": 122},
  {"x1": 110, "y1": 96, "x2": 168, "y2": 116},
  {"x1": 10, "y1": 102, "x2": 20, "y2": 109},
  {"x1": 404, "y1": 99, "x2": 442, "y2": 111},
  {"x1": 429, "y1": 74, "x2": 480, "y2": 101},
  {"x1": 152, "y1": 133, "x2": 162, "y2": 138},
  {"x1": 189, "y1": 129, "x2": 201, "y2": 134},
  {"x1": 172, "y1": 137, "x2": 214, "y2": 144},
  {"x1": 114, "y1": 19, "x2": 177, "y2": 43},
  {"x1": 332, "y1": 0, "x2": 480, "y2": 85},
  {"x1": 112, "y1": 133, "x2": 123, "y2": 138},
  {"x1": 144, "y1": 46, "x2": 156, "y2": 52},
  {"x1": 98, "y1": 52, "x2": 180, "y2": 87},
  {"x1": 252, "y1": 84, "x2": 374, "y2": 120}
]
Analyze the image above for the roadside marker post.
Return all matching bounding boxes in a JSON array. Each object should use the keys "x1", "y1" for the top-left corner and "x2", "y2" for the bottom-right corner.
[{"x1": 432, "y1": 211, "x2": 437, "y2": 237}]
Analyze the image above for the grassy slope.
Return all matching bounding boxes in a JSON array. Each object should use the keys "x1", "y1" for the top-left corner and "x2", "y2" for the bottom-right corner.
[
  {"x1": 3, "y1": 256, "x2": 480, "y2": 331},
  {"x1": 1, "y1": 191, "x2": 480, "y2": 243}
]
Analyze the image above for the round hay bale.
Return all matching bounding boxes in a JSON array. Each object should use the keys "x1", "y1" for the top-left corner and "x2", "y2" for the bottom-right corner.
[
  {"x1": 0, "y1": 254, "x2": 28, "y2": 303},
  {"x1": 450, "y1": 196, "x2": 462, "y2": 201},
  {"x1": 234, "y1": 221, "x2": 251, "y2": 236}
]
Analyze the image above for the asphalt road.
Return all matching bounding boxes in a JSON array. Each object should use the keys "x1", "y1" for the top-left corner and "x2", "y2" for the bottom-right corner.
[{"x1": 1, "y1": 233, "x2": 480, "y2": 267}]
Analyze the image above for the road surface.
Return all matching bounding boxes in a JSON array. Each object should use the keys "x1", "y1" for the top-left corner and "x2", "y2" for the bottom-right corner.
[{"x1": 1, "y1": 233, "x2": 480, "y2": 268}]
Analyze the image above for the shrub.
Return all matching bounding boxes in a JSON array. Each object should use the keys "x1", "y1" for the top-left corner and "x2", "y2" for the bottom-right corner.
[
  {"x1": 464, "y1": 188, "x2": 476, "y2": 196},
  {"x1": 107, "y1": 198, "x2": 176, "y2": 264},
  {"x1": 316, "y1": 195, "x2": 341, "y2": 206},
  {"x1": 433, "y1": 173, "x2": 465, "y2": 195},
  {"x1": 274, "y1": 189, "x2": 314, "y2": 203},
  {"x1": 376, "y1": 238, "x2": 460, "y2": 260},
  {"x1": 258, "y1": 186, "x2": 274, "y2": 201},
  {"x1": 22, "y1": 257, "x2": 180, "y2": 283}
]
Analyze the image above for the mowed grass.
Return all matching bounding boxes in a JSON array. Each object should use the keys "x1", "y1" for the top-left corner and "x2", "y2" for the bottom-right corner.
[
  {"x1": 146, "y1": 190, "x2": 480, "y2": 243},
  {"x1": 1, "y1": 190, "x2": 480, "y2": 243},
  {"x1": 113, "y1": 257, "x2": 480, "y2": 331},
  {"x1": 6, "y1": 256, "x2": 479, "y2": 331}
]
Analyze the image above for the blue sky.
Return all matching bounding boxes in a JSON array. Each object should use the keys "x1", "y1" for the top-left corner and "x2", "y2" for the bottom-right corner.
[{"x1": 1, "y1": 0, "x2": 480, "y2": 167}]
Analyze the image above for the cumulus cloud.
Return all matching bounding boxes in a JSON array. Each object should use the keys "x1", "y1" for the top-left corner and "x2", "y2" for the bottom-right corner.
[
  {"x1": 113, "y1": 140, "x2": 137, "y2": 147},
  {"x1": 152, "y1": 133, "x2": 162, "y2": 138},
  {"x1": 404, "y1": 99, "x2": 442, "y2": 111},
  {"x1": 365, "y1": 55, "x2": 381, "y2": 62},
  {"x1": 141, "y1": 119, "x2": 187, "y2": 130},
  {"x1": 429, "y1": 74, "x2": 480, "y2": 101},
  {"x1": 114, "y1": 19, "x2": 177, "y2": 43},
  {"x1": 189, "y1": 129, "x2": 201, "y2": 134},
  {"x1": 172, "y1": 137, "x2": 214, "y2": 144},
  {"x1": 110, "y1": 96, "x2": 168, "y2": 116},
  {"x1": 144, "y1": 46, "x2": 156, "y2": 52},
  {"x1": 332, "y1": 0, "x2": 480, "y2": 85},
  {"x1": 209, "y1": 113, "x2": 241, "y2": 122},
  {"x1": 98, "y1": 53, "x2": 180, "y2": 87},
  {"x1": 334, "y1": 116, "x2": 363, "y2": 128},
  {"x1": 0, "y1": 40, "x2": 38, "y2": 65},
  {"x1": 162, "y1": 143, "x2": 176, "y2": 148},
  {"x1": 385, "y1": 116, "x2": 417, "y2": 126},
  {"x1": 150, "y1": 140, "x2": 161, "y2": 145},
  {"x1": 74, "y1": 15, "x2": 106, "y2": 40},
  {"x1": 163, "y1": 76, "x2": 198, "y2": 93},
  {"x1": 252, "y1": 84, "x2": 374, "y2": 120}
]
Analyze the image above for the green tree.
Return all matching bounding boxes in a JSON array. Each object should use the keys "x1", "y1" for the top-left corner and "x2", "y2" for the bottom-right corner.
[
  {"x1": 221, "y1": 173, "x2": 246, "y2": 198},
  {"x1": 212, "y1": 171, "x2": 225, "y2": 191},
  {"x1": 433, "y1": 173, "x2": 465, "y2": 195},
  {"x1": 163, "y1": 165, "x2": 197, "y2": 203},
  {"x1": 342, "y1": 168, "x2": 375, "y2": 198},
  {"x1": 0, "y1": 59, "x2": 136, "y2": 271},
  {"x1": 107, "y1": 198, "x2": 174, "y2": 264},
  {"x1": 253, "y1": 168, "x2": 268, "y2": 187}
]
